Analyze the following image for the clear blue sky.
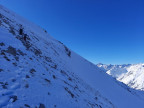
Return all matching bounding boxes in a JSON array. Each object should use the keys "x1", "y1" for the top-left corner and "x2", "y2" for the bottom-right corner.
[{"x1": 1, "y1": 0, "x2": 144, "y2": 64}]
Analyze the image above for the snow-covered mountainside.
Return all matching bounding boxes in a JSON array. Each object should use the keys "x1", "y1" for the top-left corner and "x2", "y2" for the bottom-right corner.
[
  {"x1": 97, "y1": 63, "x2": 144, "y2": 91},
  {"x1": 0, "y1": 5, "x2": 144, "y2": 108}
]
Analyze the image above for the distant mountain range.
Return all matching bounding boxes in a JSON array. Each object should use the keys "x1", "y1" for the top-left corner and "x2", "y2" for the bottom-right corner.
[
  {"x1": 1, "y1": 4, "x2": 144, "y2": 108},
  {"x1": 97, "y1": 63, "x2": 144, "y2": 91}
]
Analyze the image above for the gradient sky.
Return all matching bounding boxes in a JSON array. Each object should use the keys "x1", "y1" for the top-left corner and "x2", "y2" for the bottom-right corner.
[{"x1": 0, "y1": 0, "x2": 144, "y2": 64}]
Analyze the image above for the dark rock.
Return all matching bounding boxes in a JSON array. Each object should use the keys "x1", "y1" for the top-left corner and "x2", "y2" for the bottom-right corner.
[
  {"x1": 68, "y1": 77, "x2": 72, "y2": 81},
  {"x1": 39, "y1": 104, "x2": 45, "y2": 108},
  {"x1": 0, "y1": 82, "x2": 4, "y2": 84},
  {"x1": 0, "y1": 69, "x2": 3, "y2": 72},
  {"x1": 30, "y1": 68, "x2": 36, "y2": 74},
  {"x1": 11, "y1": 79, "x2": 16, "y2": 82},
  {"x1": 17, "y1": 49, "x2": 26, "y2": 56},
  {"x1": 25, "y1": 84, "x2": 29, "y2": 88},
  {"x1": 44, "y1": 79, "x2": 51, "y2": 83},
  {"x1": 10, "y1": 95, "x2": 17, "y2": 102},
  {"x1": 14, "y1": 56, "x2": 19, "y2": 61},
  {"x1": 9, "y1": 26, "x2": 15, "y2": 35},
  {"x1": 64, "y1": 46, "x2": 71, "y2": 57},
  {"x1": 60, "y1": 70, "x2": 68, "y2": 76},
  {"x1": 19, "y1": 28, "x2": 23, "y2": 35},
  {"x1": 2, "y1": 84, "x2": 7, "y2": 89},
  {"x1": 53, "y1": 75, "x2": 56, "y2": 79},
  {"x1": 48, "y1": 92, "x2": 50, "y2": 95},
  {"x1": 1, "y1": 51, "x2": 5, "y2": 55},
  {"x1": 0, "y1": 42, "x2": 5, "y2": 46},
  {"x1": 24, "y1": 104, "x2": 30, "y2": 108},
  {"x1": 29, "y1": 57, "x2": 33, "y2": 60},
  {"x1": 44, "y1": 56, "x2": 52, "y2": 62},
  {"x1": 99, "y1": 105, "x2": 102, "y2": 108},
  {"x1": 6, "y1": 46, "x2": 17, "y2": 56},
  {"x1": 64, "y1": 87, "x2": 74, "y2": 98},
  {"x1": 4, "y1": 55, "x2": 10, "y2": 61},
  {"x1": 88, "y1": 102, "x2": 95, "y2": 108},
  {"x1": 51, "y1": 64, "x2": 57, "y2": 69},
  {"x1": 5, "y1": 82, "x2": 8, "y2": 85},
  {"x1": 95, "y1": 97, "x2": 98, "y2": 101},
  {"x1": 33, "y1": 48, "x2": 42, "y2": 56},
  {"x1": 12, "y1": 62, "x2": 17, "y2": 66},
  {"x1": 23, "y1": 42, "x2": 31, "y2": 50},
  {"x1": 26, "y1": 75, "x2": 30, "y2": 78}
]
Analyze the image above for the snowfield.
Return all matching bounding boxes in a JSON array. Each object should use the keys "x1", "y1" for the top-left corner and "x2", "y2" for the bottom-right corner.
[
  {"x1": 0, "y1": 4, "x2": 144, "y2": 108},
  {"x1": 97, "y1": 63, "x2": 144, "y2": 91}
]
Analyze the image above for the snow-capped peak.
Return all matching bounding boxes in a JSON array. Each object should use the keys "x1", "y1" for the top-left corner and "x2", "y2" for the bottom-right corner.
[
  {"x1": 97, "y1": 63, "x2": 144, "y2": 91},
  {"x1": 1, "y1": 4, "x2": 144, "y2": 108}
]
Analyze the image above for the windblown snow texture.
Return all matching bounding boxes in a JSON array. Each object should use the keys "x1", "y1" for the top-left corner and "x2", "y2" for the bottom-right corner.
[{"x1": 0, "y1": 5, "x2": 144, "y2": 108}]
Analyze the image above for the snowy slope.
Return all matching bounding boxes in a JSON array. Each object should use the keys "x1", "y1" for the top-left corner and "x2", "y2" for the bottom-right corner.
[
  {"x1": 97, "y1": 63, "x2": 144, "y2": 91},
  {"x1": 118, "y1": 64, "x2": 144, "y2": 91},
  {"x1": 97, "y1": 63, "x2": 131, "y2": 78},
  {"x1": 0, "y1": 5, "x2": 144, "y2": 108}
]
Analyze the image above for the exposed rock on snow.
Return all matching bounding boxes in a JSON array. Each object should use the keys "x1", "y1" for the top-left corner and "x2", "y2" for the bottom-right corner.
[{"x1": 0, "y1": 4, "x2": 144, "y2": 108}]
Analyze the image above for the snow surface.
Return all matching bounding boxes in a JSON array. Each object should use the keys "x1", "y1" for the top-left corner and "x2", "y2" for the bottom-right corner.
[
  {"x1": 0, "y1": 4, "x2": 144, "y2": 108},
  {"x1": 97, "y1": 63, "x2": 144, "y2": 91}
]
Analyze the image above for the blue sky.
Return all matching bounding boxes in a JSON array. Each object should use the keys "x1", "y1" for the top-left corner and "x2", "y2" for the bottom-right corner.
[{"x1": 1, "y1": 0, "x2": 144, "y2": 64}]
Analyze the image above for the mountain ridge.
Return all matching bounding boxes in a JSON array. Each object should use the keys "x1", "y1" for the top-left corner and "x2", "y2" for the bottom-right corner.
[
  {"x1": 0, "y1": 4, "x2": 144, "y2": 108},
  {"x1": 97, "y1": 63, "x2": 144, "y2": 91}
]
